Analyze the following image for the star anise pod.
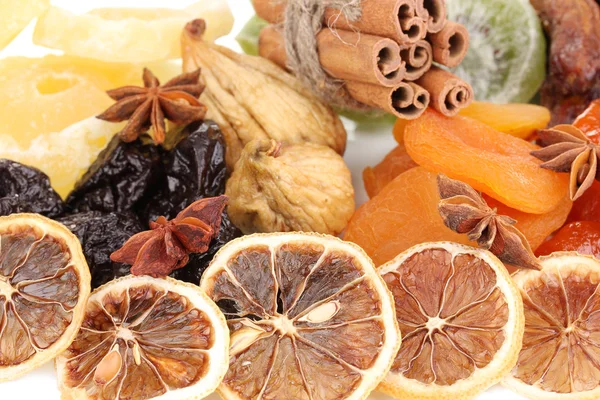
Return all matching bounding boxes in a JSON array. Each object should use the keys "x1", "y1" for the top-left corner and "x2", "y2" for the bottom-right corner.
[
  {"x1": 437, "y1": 175, "x2": 541, "y2": 270},
  {"x1": 97, "y1": 68, "x2": 207, "y2": 145},
  {"x1": 111, "y1": 196, "x2": 228, "y2": 278},
  {"x1": 531, "y1": 124, "x2": 599, "y2": 201}
]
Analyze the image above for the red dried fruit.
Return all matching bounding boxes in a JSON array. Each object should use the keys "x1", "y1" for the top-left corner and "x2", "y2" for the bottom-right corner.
[
  {"x1": 536, "y1": 221, "x2": 600, "y2": 259},
  {"x1": 567, "y1": 180, "x2": 600, "y2": 223}
]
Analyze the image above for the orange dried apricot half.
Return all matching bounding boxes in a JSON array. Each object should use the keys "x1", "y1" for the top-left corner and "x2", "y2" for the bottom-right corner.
[
  {"x1": 506, "y1": 253, "x2": 600, "y2": 399},
  {"x1": 200, "y1": 232, "x2": 400, "y2": 400},
  {"x1": 363, "y1": 144, "x2": 417, "y2": 198},
  {"x1": 404, "y1": 109, "x2": 569, "y2": 214},
  {"x1": 346, "y1": 167, "x2": 473, "y2": 266},
  {"x1": 459, "y1": 102, "x2": 551, "y2": 140},
  {"x1": 55, "y1": 275, "x2": 229, "y2": 400},
  {"x1": 0, "y1": 214, "x2": 91, "y2": 382},
  {"x1": 379, "y1": 242, "x2": 524, "y2": 399}
]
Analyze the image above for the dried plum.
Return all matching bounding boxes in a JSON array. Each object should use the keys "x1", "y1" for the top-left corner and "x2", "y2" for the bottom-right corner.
[
  {"x1": 139, "y1": 120, "x2": 227, "y2": 224},
  {"x1": 0, "y1": 159, "x2": 65, "y2": 218},
  {"x1": 66, "y1": 135, "x2": 162, "y2": 214},
  {"x1": 171, "y1": 211, "x2": 242, "y2": 284},
  {"x1": 58, "y1": 211, "x2": 144, "y2": 288}
]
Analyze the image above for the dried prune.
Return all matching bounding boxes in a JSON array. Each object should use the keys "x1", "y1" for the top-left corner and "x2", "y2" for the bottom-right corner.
[
  {"x1": 58, "y1": 211, "x2": 144, "y2": 288},
  {"x1": 0, "y1": 159, "x2": 65, "y2": 217},
  {"x1": 171, "y1": 211, "x2": 242, "y2": 284},
  {"x1": 139, "y1": 120, "x2": 227, "y2": 225},
  {"x1": 66, "y1": 135, "x2": 162, "y2": 213}
]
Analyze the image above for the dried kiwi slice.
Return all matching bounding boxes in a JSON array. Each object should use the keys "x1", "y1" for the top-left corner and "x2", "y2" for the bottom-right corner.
[
  {"x1": 378, "y1": 242, "x2": 524, "y2": 399},
  {"x1": 55, "y1": 275, "x2": 229, "y2": 400},
  {"x1": 0, "y1": 214, "x2": 91, "y2": 382},
  {"x1": 200, "y1": 232, "x2": 400, "y2": 400}
]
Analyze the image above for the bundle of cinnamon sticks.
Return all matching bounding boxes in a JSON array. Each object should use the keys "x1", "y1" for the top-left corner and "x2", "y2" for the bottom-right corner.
[{"x1": 253, "y1": 0, "x2": 473, "y2": 119}]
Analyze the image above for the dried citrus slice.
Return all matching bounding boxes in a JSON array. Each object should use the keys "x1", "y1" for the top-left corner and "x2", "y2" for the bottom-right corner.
[
  {"x1": 378, "y1": 242, "x2": 524, "y2": 399},
  {"x1": 200, "y1": 233, "x2": 400, "y2": 400},
  {"x1": 56, "y1": 275, "x2": 229, "y2": 400},
  {"x1": 0, "y1": 214, "x2": 91, "y2": 382},
  {"x1": 505, "y1": 253, "x2": 600, "y2": 399},
  {"x1": 33, "y1": 1, "x2": 233, "y2": 63}
]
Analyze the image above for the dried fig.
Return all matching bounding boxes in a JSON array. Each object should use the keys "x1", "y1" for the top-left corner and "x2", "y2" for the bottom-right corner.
[{"x1": 226, "y1": 139, "x2": 355, "y2": 235}]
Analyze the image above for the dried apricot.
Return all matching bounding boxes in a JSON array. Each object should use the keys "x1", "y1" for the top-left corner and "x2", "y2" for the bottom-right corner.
[
  {"x1": 346, "y1": 167, "x2": 574, "y2": 266},
  {"x1": 567, "y1": 180, "x2": 600, "y2": 223},
  {"x1": 393, "y1": 101, "x2": 551, "y2": 143},
  {"x1": 345, "y1": 167, "x2": 476, "y2": 266},
  {"x1": 404, "y1": 109, "x2": 569, "y2": 214},
  {"x1": 363, "y1": 144, "x2": 417, "y2": 198},
  {"x1": 536, "y1": 221, "x2": 600, "y2": 259},
  {"x1": 573, "y1": 99, "x2": 600, "y2": 144},
  {"x1": 459, "y1": 102, "x2": 551, "y2": 140}
]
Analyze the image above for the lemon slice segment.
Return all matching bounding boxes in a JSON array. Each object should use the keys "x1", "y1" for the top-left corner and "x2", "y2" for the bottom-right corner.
[
  {"x1": 505, "y1": 253, "x2": 600, "y2": 400},
  {"x1": 0, "y1": 214, "x2": 91, "y2": 382},
  {"x1": 56, "y1": 275, "x2": 229, "y2": 400},
  {"x1": 201, "y1": 232, "x2": 400, "y2": 400},
  {"x1": 378, "y1": 242, "x2": 524, "y2": 399}
]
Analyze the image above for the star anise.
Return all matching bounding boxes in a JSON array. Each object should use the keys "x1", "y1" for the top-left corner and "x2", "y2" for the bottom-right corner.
[
  {"x1": 97, "y1": 68, "x2": 207, "y2": 145},
  {"x1": 531, "y1": 124, "x2": 600, "y2": 201},
  {"x1": 111, "y1": 196, "x2": 228, "y2": 278},
  {"x1": 437, "y1": 175, "x2": 541, "y2": 270}
]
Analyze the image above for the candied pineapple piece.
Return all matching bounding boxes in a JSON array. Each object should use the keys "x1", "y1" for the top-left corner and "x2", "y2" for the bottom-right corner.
[
  {"x1": 0, "y1": 118, "x2": 124, "y2": 199},
  {"x1": 0, "y1": 0, "x2": 49, "y2": 49},
  {"x1": 0, "y1": 55, "x2": 180, "y2": 146},
  {"x1": 33, "y1": 0, "x2": 234, "y2": 63}
]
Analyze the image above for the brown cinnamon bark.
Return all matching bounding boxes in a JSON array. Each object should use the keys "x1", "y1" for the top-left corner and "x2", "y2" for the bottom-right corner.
[
  {"x1": 259, "y1": 24, "x2": 406, "y2": 87},
  {"x1": 253, "y1": 0, "x2": 426, "y2": 44},
  {"x1": 428, "y1": 21, "x2": 469, "y2": 68},
  {"x1": 346, "y1": 81, "x2": 430, "y2": 119},
  {"x1": 416, "y1": 66, "x2": 473, "y2": 116},
  {"x1": 400, "y1": 39, "x2": 433, "y2": 81},
  {"x1": 415, "y1": 0, "x2": 447, "y2": 33}
]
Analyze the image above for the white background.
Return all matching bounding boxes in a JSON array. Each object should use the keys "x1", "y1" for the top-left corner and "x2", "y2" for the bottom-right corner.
[{"x1": 0, "y1": 0, "x2": 524, "y2": 398}]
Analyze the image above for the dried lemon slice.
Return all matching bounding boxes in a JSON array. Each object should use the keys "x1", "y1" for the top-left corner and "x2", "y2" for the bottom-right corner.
[
  {"x1": 505, "y1": 252, "x2": 600, "y2": 399},
  {"x1": 0, "y1": 214, "x2": 91, "y2": 382},
  {"x1": 378, "y1": 242, "x2": 524, "y2": 399},
  {"x1": 200, "y1": 232, "x2": 400, "y2": 400},
  {"x1": 56, "y1": 275, "x2": 229, "y2": 400}
]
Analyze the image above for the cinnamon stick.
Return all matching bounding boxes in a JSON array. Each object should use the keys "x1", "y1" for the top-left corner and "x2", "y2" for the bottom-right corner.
[
  {"x1": 253, "y1": 0, "x2": 426, "y2": 44},
  {"x1": 416, "y1": 66, "x2": 473, "y2": 116},
  {"x1": 400, "y1": 39, "x2": 433, "y2": 81},
  {"x1": 428, "y1": 21, "x2": 470, "y2": 67},
  {"x1": 259, "y1": 25, "x2": 406, "y2": 87},
  {"x1": 415, "y1": 0, "x2": 447, "y2": 33},
  {"x1": 346, "y1": 81, "x2": 430, "y2": 119}
]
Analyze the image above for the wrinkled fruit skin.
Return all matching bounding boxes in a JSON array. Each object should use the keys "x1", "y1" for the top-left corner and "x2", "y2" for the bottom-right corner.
[
  {"x1": 226, "y1": 139, "x2": 355, "y2": 236},
  {"x1": 536, "y1": 221, "x2": 600, "y2": 259},
  {"x1": 66, "y1": 134, "x2": 161, "y2": 214},
  {"x1": 567, "y1": 180, "x2": 600, "y2": 223},
  {"x1": 363, "y1": 144, "x2": 417, "y2": 198},
  {"x1": 171, "y1": 211, "x2": 242, "y2": 284},
  {"x1": 0, "y1": 159, "x2": 65, "y2": 217},
  {"x1": 139, "y1": 120, "x2": 227, "y2": 224},
  {"x1": 404, "y1": 109, "x2": 569, "y2": 214},
  {"x1": 58, "y1": 211, "x2": 144, "y2": 288}
]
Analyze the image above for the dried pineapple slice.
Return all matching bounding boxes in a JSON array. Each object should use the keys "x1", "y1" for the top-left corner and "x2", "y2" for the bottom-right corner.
[
  {"x1": 0, "y1": 0, "x2": 49, "y2": 50},
  {"x1": 33, "y1": 1, "x2": 234, "y2": 63}
]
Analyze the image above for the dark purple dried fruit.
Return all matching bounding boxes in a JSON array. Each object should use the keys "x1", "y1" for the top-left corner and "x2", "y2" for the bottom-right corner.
[
  {"x1": 171, "y1": 210, "x2": 242, "y2": 284},
  {"x1": 66, "y1": 135, "x2": 162, "y2": 214},
  {"x1": 138, "y1": 120, "x2": 227, "y2": 225},
  {"x1": 58, "y1": 211, "x2": 144, "y2": 288},
  {"x1": 0, "y1": 159, "x2": 65, "y2": 218}
]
